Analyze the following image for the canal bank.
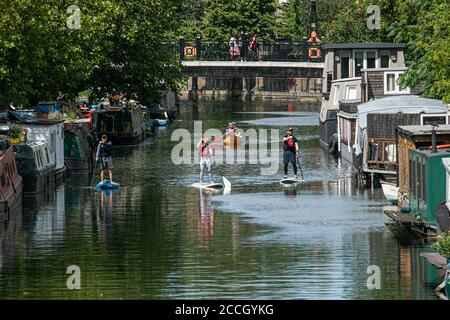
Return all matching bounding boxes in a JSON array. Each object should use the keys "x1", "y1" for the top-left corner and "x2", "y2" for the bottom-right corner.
[{"x1": 0, "y1": 100, "x2": 440, "y2": 299}]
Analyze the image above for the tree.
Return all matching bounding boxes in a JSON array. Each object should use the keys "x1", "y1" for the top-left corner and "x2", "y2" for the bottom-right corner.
[
  {"x1": 390, "y1": 0, "x2": 450, "y2": 102},
  {"x1": 200, "y1": 0, "x2": 278, "y2": 40},
  {"x1": 0, "y1": 0, "x2": 183, "y2": 108}
]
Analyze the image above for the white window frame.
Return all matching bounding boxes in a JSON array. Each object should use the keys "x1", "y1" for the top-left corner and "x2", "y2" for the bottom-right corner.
[
  {"x1": 340, "y1": 51, "x2": 351, "y2": 79},
  {"x1": 420, "y1": 113, "x2": 449, "y2": 125},
  {"x1": 366, "y1": 50, "x2": 378, "y2": 69},
  {"x1": 345, "y1": 85, "x2": 358, "y2": 100},
  {"x1": 384, "y1": 71, "x2": 410, "y2": 95},
  {"x1": 333, "y1": 85, "x2": 341, "y2": 106},
  {"x1": 353, "y1": 50, "x2": 365, "y2": 77},
  {"x1": 380, "y1": 50, "x2": 390, "y2": 68}
]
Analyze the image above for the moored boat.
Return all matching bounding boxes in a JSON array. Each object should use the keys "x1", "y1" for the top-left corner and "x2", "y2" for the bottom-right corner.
[
  {"x1": 0, "y1": 146, "x2": 23, "y2": 218},
  {"x1": 381, "y1": 180, "x2": 399, "y2": 205}
]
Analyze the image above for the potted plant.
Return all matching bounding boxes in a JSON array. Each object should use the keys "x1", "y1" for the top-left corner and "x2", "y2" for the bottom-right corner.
[
  {"x1": 7, "y1": 124, "x2": 23, "y2": 144},
  {"x1": 433, "y1": 232, "x2": 450, "y2": 264}
]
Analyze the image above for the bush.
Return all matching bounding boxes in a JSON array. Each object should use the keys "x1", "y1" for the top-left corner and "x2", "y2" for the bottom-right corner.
[{"x1": 433, "y1": 232, "x2": 450, "y2": 258}]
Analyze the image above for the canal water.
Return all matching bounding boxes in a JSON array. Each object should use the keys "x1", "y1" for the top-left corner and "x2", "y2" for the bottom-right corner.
[{"x1": 0, "y1": 101, "x2": 440, "y2": 299}]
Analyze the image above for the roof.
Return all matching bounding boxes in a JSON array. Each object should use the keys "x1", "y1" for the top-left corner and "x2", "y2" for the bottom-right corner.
[
  {"x1": 357, "y1": 96, "x2": 447, "y2": 130},
  {"x1": 397, "y1": 125, "x2": 450, "y2": 136},
  {"x1": 322, "y1": 42, "x2": 405, "y2": 50}
]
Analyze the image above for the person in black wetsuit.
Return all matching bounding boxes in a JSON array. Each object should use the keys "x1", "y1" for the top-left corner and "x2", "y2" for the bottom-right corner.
[
  {"x1": 96, "y1": 134, "x2": 113, "y2": 183},
  {"x1": 283, "y1": 128, "x2": 299, "y2": 179}
]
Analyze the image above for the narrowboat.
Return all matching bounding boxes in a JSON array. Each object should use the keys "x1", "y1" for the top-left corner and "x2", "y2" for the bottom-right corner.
[
  {"x1": 13, "y1": 140, "x2": 57, "y2": 194},
  {"x1": 0, "y1": 145, "x2": 23, "y2": 219},
  {"x1": 91, "y1": 105, "x2": 147, "y2": 145},
  {"x1": 319, "y1": 42, "x2": 408, "y2": 152},
  {"x1": 64, "y1": 119, "x2": 95, "y2": 174}
]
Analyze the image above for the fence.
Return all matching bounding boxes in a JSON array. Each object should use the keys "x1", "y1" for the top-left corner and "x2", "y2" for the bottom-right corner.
[{"x1": 177, "y1": 38, "x2": 323, "y2": 62}]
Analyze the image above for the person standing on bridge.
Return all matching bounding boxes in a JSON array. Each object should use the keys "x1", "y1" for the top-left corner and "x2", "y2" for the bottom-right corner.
[
  {"x1": 249, "y1": 32, "x2": 259, "y2": 61},
  {"x1": 238, "y1": 31, "x2": 248, "y2": 61},
  {"x1": 229, "y1": 35, "x2": 240, "y2": 60}
]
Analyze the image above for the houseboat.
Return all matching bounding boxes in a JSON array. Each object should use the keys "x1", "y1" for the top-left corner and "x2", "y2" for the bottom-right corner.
[
  {"x1": 438, "y1": 158, "x2": 450, "y2": 234},
  {"x1": 64, "y1": 119, "x2": 95, "y2": 174},
  {"x1": 13, "y1": 140, "x2": 56, "y2": 194},
  {"x1": 90, "y1": 104, "x2": 147, "y2": 145},
  {"x1": 397, "y1": 125, "x2": 450, "y2": 201},
  {"x1": 0, "y1": 145, "x2": 23, "y2": 219},
  {"x1": 17, "y1": 119, "x2": 66, "y2": 180},
  {"x1": 319, "y1": 42, "x2": 408, "y2": 151},
  {"x1": 352, "y1": 96, "x2": 447, "y2": 183}
]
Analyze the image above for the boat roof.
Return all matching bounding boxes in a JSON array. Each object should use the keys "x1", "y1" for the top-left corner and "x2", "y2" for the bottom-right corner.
[
  {"x1": 357, "y1": 96, "x2": 447, "y2": 130},
  {"x1": 398, "y1": 125, "x2": 450, "y2": 136},
  {"x1": 322, "y1": 42, "x2": 405, "y2": 50}
]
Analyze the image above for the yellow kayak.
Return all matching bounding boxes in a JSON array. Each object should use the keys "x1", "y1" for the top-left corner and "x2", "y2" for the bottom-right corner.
[{"x1": 223, "y1": 135, "x2": 242, "y2": 149}]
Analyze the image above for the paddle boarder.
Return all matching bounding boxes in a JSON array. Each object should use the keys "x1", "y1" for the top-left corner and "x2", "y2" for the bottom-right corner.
[
  {"x1": 96, "y1": 134, "x2": 113, "y2": 183},
  {"x1": 197, "y1": 136, "x2": 214, "y2": 183},
  {"x1": 283, "y1": 128, "x2": 299, "y2": 179}
]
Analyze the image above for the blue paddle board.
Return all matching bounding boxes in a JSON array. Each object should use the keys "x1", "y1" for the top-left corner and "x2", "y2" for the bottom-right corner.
[{"x1": 96, "y1": 180, "x2": 120, "y2": 191}]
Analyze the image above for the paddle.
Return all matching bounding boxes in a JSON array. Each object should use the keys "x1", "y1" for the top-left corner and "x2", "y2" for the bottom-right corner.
[
  {"x1": 213, "y1": 161, "x2": 231, "y2": 191},
  {"x1": 296, "y1": 156, "x2": 304, "y2": 181}
]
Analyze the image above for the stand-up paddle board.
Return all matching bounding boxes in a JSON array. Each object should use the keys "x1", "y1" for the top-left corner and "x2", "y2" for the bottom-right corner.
[
  {"x1": 97, "y1": 180, "x2": 120, "y2": 191},
  {"x1": 279, "y1": 177, "x2": 303, "y2": 185},
  {"x1": 191, "y1": 182, "x2": 224, "y2": 190}
]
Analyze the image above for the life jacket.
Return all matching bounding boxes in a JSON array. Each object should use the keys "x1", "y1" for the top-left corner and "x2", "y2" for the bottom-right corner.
[{"x1": 287, "y1": 137, "x2": 295, "y2": 148}]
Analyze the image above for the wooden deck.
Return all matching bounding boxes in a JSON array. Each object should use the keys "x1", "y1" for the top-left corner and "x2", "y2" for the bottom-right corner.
[
  {"x1": 420, "y1": 253, "x2": 448, "y2": 270},
  {"x1": 384, "y1": 209, "x2": 422, "y2": 224}
]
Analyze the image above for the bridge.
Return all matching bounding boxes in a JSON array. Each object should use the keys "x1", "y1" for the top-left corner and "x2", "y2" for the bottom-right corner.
[{"x1": 178, "y1": 39, "x2": 324, "y2": 101}]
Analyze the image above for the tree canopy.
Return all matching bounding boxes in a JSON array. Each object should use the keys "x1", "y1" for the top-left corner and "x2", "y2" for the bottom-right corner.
[{"x1": 0, "y1": 0, "x2": 182, "y2": 108}]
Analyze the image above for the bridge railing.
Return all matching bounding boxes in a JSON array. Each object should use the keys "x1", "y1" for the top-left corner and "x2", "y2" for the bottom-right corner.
[{"x1": 176, "y1": 38, "x2": 323, "y2": 62}]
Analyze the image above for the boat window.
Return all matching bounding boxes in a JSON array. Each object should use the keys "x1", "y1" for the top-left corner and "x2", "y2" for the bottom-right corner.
[
  {"x1": 420, "y1": 114, "x2": 447, "y2": 125},
  {"x1": 367, "y1": 51, "x2": 376, "y2": 68},
  {"x1": 340, "y1": 52, "x2": 350, "y2": 79},
  {"x1": 381, "y1": 51, "x2": 390, "y2": 68},
  {"x1": 333, "y1": 85, "x2": 340, "y2": 106},
  {"x1": 346, "y1": 86, "x2": 357, "y2": 100},
  {"x1": 354, "y1": 51, "x2": 364, "y2": 77}
]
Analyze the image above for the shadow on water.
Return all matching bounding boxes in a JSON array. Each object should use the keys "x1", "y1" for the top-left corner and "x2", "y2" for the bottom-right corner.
[{"x1": 0, "y1": 100, "x2": 440, "y2": 299}]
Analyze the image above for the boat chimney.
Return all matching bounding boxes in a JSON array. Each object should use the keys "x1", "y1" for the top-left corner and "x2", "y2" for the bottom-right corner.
[{"x1": 431, "y1": 123, "x2": 438, "y2": 153}]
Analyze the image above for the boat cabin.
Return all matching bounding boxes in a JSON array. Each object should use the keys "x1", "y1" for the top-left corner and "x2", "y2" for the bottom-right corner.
[
  {"x1": 13, "y1": 140, "x2": 56, "y2": 194},
  {"x1": 91, "y1": 105, "x2": 147, "y2": 145},
  {"x1": 64, "y1": 119, "x2": 95, "y2": 174},
  {"x1": 408, "y1": 147, "x2": 450, "y2": 232},
  {"x1": 346, "y1": 96, "x2": 447, "y2": 180},
  {"x1": 17, "y1": 120, "x2": 65, "y2": 177},
  {"x1": 397, "y1": 125, "x2": 450, "y2": 196},
  {"x1": 438, "y1": 158, "x2": 450, "y2": 233},
  {"x1": 320, "y1": 42, "x2": 409, "y2": 149}
]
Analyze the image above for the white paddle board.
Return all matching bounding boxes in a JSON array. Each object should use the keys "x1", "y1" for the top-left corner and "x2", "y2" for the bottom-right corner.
[
  {"x1": 191, "y1": 182, "x2": 225, "y2": 190},
  {"x1": 279, "y1": 177, "x2": 303, "y2": 185}
]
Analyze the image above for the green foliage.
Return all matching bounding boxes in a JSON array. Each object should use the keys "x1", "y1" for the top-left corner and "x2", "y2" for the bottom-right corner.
[
  {"x1": 390, "y1": 0, "x2": 450, "y2": 102},
  {"x1": 433, "y1": 232, "x2": 450, "y2": 258},
  {"x1": 196, "y1": 0, "x2": 278, "y2": 40},
  {"x1": 0, "y1": 0, "x2": 182, "y2": 108},
  {"x1": 7, "y1": 124, "x2": 22, "y2": 139}
]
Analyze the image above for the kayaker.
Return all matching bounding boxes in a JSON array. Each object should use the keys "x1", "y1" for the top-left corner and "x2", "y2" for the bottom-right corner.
[
  {"x1": 197, "y1": 136, "x2": 214, "y2": 183},
  {"x1": 283, "y1": 128, "x2": 299, "y2": 179},
  {"x1": 96, "y1": 134, "x2": 113, "y2": 183},
  {"x1": 225, "y1": 123, "x2": 235, "y2": 137}
]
